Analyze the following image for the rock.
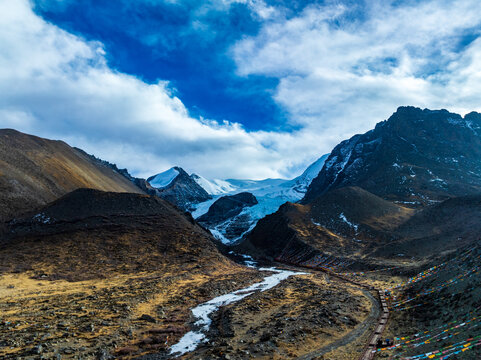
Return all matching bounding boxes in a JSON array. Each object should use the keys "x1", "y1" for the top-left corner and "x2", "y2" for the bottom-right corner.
[
  {"x1": 62, "y1": 347, "x2": 74, "y2": 354},
  {"x1": 31, "y1": 344, "x2": 43, "y2": 354},
  {"x1": 96, "y1": 348, "x2": 110, "y2": 360},
  {"x1": 198, "y1": 192, "x2": 258, "y2": 227},
  {"x1": 123, "y1": 328, "x2": 133, "y2": 338},
  {"x1": 259, "y1": 332, "x2": 271, "y2": 342},
  {"x1": 138, "y1": 314, "x2": 157, "y2": 323},
  {"x1": 115, "y1": 346, "x2": 136, "y2": 355}
]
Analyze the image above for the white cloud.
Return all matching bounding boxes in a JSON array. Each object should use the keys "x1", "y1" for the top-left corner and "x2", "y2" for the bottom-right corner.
[
  {"x1": 0, "y1": 0, "x2": 321, "y2": 180},
  {"x1": 2, "y1": 0, "x2": 481, "y2": 182},
  {"x1": 233, "y1": 0, "x2": 481, "y2": 142}
]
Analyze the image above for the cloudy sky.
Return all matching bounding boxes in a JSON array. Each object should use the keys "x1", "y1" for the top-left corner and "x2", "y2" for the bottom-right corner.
[{"x1": 1, "y1": 0, "x2": 481, "y2": 179}]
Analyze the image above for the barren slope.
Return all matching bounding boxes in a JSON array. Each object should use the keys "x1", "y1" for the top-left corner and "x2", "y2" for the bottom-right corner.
[{"x1": 0, "y1": 129, "x2": 143, "y2": 222}]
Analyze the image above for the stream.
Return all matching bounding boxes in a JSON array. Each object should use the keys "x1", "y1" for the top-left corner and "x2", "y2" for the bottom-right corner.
[{"x1": 170, "y1": 266, "x2": 307, "y2": 356}]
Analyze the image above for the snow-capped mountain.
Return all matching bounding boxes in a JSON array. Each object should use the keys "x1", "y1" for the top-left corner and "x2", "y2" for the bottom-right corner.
[
  {"x1": 282, "y1": 154, "x2": 330, "y2": 194},
  {"x1": 147, "y1": 155, "x2": 328, "y2": 244},
  {"x1": 147, "y1": 167, "x2": 211, "y2": 212},
  {"x1": 190, "y1": 174, "x2": 236, "y2": 195},
  {"x1": 192, "y1": 155, "x2": 328, "y2": 244},
  {"x1": 148, "y1": 167, "x2": 180, "y2": 188}
]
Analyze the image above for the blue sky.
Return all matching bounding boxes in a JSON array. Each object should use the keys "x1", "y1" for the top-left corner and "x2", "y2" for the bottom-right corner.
[
  {"x1": 33, "y1": 0, "x2": 285, "y2": 131},
  {"x1": 1, "y1": 0, "x2": 481, "y2": 179}
]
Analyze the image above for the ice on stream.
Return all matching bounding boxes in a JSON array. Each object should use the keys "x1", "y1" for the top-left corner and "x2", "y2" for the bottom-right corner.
[{"x1": 170, "y1": 267, "x2": 307, "y2": 356}]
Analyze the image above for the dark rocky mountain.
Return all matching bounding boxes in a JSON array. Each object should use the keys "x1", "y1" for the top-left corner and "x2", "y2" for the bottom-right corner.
[
  {"x1": 147, "y1": 167, "x2": 212, "y2": 211},
  {"x1": 197, "y1": 192, "x2": 258, "y2": 240},
  {"x1": 198, "y1": 192, "x2": 258, "y2": 226},
  {"x1": 0, "y1": 129, "x2": 143, "y2": 223},
  {"x1": 303, "y1": 107, "x2": 481, "y2": 205}
]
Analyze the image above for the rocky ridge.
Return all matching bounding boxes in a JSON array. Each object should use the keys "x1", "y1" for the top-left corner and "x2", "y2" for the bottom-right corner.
[{"x1": 304, "y1": 107, "x2": 481, "y2": 205}]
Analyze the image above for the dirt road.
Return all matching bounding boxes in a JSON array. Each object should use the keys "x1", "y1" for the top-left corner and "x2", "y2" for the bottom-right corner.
[{"x1": 295, "y1": 287, "x2": 380, "y2": 360}]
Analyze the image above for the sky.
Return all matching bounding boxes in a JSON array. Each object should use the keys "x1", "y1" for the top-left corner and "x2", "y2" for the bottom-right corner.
[{"x1": 1, "y1": 0, "x2": 481, "y2": 179}]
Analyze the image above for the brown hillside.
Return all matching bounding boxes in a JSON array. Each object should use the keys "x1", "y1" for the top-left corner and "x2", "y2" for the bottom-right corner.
[
  {"x1": 244, "y1": 186, "x2": 481, "y2": 268},
  {"x1": 309, "y1": 186, "x2": 414, "y2": 235},
  {"x1": 243, "y1": 187, "x2": 414, "y2": 264},
  {"x1": 373, "y1": 194, "x2": 481, "y2": 258},
  {"x1": 0, "y1": 188, "x2": 229, "y2": 280},
  {"x1": 0, "y1": 129, "x2": 143, "y2": 222},
  {"x1": 0, "y1": 189, "x2": 259, "y2": 359}
]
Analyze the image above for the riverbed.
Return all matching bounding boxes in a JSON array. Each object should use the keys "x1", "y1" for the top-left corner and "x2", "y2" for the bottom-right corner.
[{"x1": 170, "y1": 267, "x2": 307, "y2": 355}]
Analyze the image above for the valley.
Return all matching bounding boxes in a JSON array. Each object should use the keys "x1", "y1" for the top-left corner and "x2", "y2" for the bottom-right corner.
[{"x1": 1, "y1": 106, "x2": 481, "y2": 359}]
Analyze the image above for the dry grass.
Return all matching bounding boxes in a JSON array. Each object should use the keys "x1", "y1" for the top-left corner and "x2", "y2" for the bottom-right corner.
[{"x1": 0, "y1": 264, "x2": 262, "y2": 359}]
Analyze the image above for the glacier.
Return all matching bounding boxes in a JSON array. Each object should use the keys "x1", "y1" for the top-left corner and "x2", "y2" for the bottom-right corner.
[{"x1": 191, "y1": 154, "x2": 329, "y2": 244}]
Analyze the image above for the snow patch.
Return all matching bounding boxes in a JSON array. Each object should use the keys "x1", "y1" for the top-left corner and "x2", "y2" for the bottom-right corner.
[
  {"x1": 192, "y1": 174, "x2": 236, "y2": 195},
  {"x1": 191, "y1": 197, "x2": 218, "y2": 218},
  {"x1": 149, "y1": 168, "x2": 179, "y2": 188},
  {"x1": 447, "y1": 117, "x2": 480, "y2": 134},
  {"x1": 240, "y1": 254, "x2": 257, "y2": 268},
  {"x1": 394, "y1": 201, "x2": 421, "y2": 205},
  {"x1": 339, "y1": 212, "x2": 358, "y2": 232},
  {"x1": 430, "y1": 177, "x2": 447, "y2": 185},
  {"x1": 427, "y1": 169, "x2": 447, "y2": 185},
  {"x1": 209, "y1": 228, "x2": 232, "y2": 244},
  {"x1": 33, "y1": 213, "x2": 51, "y2": 224}
]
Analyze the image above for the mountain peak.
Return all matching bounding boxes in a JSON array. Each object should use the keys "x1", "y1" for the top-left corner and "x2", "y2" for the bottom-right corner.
[
  {"x1": 147, "y1": 167, "x2": 182, "y2": 189},
  {"x1": 303, "y1": 107, "x2": 481, "y2": 204},
  {"x1": 147, "y1": 166, "x2": 211, "y2": 211}
]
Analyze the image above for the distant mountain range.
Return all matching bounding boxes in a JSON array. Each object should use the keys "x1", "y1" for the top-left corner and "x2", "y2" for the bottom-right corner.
[
  {"x1": 146, "y1": 154, "x2": 329, "y2": 243},
  {"x1": 2, "y1": 105, "x2": 481, "y2": 263}
]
